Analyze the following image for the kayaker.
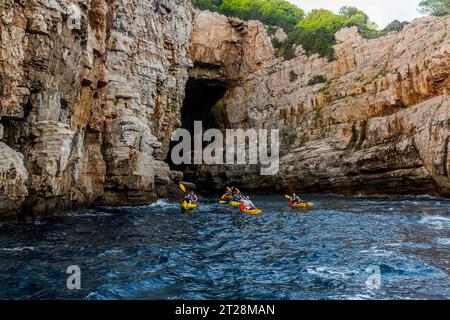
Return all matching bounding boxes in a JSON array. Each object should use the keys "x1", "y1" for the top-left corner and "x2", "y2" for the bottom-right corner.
[
  {"x1": 291, "y1": 193, "x2": 303, "y2": 204},
  {"x1": 231, "y1": 192, "x2": 242, "y2": 202},
  {"x1": 185, "y1": 191, "x2": 199, "y2": 204},
  {"x1": 242, "y1": 196, "x2": 257, "y2": 210},
  {"x1": 222, "y1": 190, "x2": 233, "y2": 199}
]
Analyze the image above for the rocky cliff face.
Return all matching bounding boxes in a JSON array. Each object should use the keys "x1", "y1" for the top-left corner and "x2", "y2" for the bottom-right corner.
[
  {"x1": 0, "y1": 0, "x2": 193, "y2": 220},
  {"x1": 189, "y1": 12, "x2": 450, "y2": 196},
  {"x1": 1, "y1": 4, "x2": 449, "y2": 220}
]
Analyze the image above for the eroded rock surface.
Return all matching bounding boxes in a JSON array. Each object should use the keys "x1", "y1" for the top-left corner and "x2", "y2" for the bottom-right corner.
[
  {"x1": 189, "y1": 12, "x2": 450, "y2": 196},
  {"x1": 0, "y1": 0, "x2": 194, "y2": 219},
  {"x1": 1, "y1": 4, "x2": 449, "y2": 220}
]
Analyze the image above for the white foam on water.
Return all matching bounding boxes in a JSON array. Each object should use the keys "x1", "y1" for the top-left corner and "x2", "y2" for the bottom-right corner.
[
  {"x1": 385, "y1": 242, "x2": 402, "y2": 247},
  {"x1": 81, "y1": 213, "x2": 113, "y2": 217},
  {"x1": 344, "y1": 293, "x2": 374, "y2": 300},
  {"x1": 306, "y1": 266, "x2": 354, "y2": 280},
  {"x1": 419, "y1": 215, "x2": 450, "y2": 230},
  {"x1": 359, "y1": 247, "x2": 394, "y2": 257},
  {"x1": 436, "y1": 238, "x2": 450, "y2": 246},
  {"x1": 98, "y1": 249, "x2": 123, "y2": 257},
  {"x1": 0, "y1": 246, "x2": 35, "y2": 252},
  {"x1": 85, "y1": 291, "x2": 98, "y2": 300},
  {"x1": 68, "y1": 210, "x2": 113, "y2": 217},
  {"x1": 145, "y1": 199, "x2": 179, "y2": 209}
]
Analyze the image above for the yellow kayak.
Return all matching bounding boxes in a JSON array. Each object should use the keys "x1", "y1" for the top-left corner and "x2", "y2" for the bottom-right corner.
[
  {"x1": 181, "y1": 202, "x2": 198, "y2": 211},
  {"x1": 229, "y1": 201, "x2": 241, "y2": 207},
  {"x1": 241, "y1": 210, "x2": 262, "y2": 215},
  {"x1": 239, "y1": 204, "x2": 262, "y2": 215},
  {"x1": 290, "y1": 202, "x2": 313, "y2": 208},
  {"x1": 241, "y1": 208, "x2": 262, "y2": 215}
]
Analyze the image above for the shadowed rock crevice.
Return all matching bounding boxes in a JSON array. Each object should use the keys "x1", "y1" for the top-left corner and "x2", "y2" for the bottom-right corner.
[
  {"x1": 167, "y1": 77, "x2": 229, "y2": 180},
  {"x1": 181, "y1": 78, "x2": 229, "y2": 134}
]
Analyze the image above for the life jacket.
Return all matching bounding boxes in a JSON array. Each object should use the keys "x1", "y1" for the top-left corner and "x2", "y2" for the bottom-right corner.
[{"x1": 186, "y1": 195, "x2": 196, "y2": 203}]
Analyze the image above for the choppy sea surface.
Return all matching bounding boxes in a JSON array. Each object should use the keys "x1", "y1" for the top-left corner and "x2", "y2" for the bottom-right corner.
[{"x1": 0, "y1": 195, "x2": 449, "y2": 300}]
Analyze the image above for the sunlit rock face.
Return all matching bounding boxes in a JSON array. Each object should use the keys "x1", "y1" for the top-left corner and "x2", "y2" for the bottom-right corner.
[
  {"x1": 188, "y1": 11, "x2": 450, "y2": 196},
  {"x1": 0, "y1": 0, "x2": 194, "y2": 219}
]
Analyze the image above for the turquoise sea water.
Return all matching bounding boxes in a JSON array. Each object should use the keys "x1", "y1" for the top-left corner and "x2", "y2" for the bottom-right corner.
[{"x1": 0, "y1": 194, "x2": 449, "y2": 300}]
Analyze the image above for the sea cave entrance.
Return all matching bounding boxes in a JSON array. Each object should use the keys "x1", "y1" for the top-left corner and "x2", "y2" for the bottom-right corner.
[{"x1": 167, "y1": 77, "x2": 229, "y2": 186}]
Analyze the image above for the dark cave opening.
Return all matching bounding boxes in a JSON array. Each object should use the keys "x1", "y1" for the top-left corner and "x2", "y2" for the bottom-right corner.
[
  {"x1": 167, "y1": 78, "x2": 229, "y2": 179},
  {"x1": 180, "y1": 78, "x2": 229, "y2": 134}
]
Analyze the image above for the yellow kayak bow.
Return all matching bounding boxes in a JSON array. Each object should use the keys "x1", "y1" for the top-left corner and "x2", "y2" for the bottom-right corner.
[
  {"x1": 290, "y1": 202, "x2": 313, "y2": 208},
  {"x1": 240, "y1": 208, "x2": 262, "y2": 215},
  {"x1": 181, "y1": 202, "x2": 198, "y2": 211}
]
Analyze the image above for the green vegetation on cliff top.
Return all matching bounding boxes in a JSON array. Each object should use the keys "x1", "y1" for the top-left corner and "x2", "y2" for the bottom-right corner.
[
  {"x1": 192, "y1": 0, "x2": 447, "y2": 60},
  {"x1": 418, "y1": 0, "x2": 450, "y2": 16}
]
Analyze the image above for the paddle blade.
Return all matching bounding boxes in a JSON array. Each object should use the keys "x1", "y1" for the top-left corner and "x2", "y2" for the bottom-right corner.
[
  {"x1": 227, "y1": 187, "x2": 233, "y2": 192},
  {"x1": 284, "y1": 195, "x2": 292, "y2": 200},
  {"x1": 179, "y1": 183, "x2": 186, "y2": 193}
]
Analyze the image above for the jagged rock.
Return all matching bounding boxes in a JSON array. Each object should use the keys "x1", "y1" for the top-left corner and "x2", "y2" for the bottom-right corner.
[
  {"x1": 189, "y1": 12, "x2": 450, "y2": 196},
  {"x1": 271, "y1": 27, "x2": 288, "y2": 43},
  {"x1": 190, "y1": 10, "x2": 273, "y2": 80},
  {"x1": 0, "y1": 0, "x2": 194, "y2": 219},
  {"x1": 0, "y1": 142, "x2": 29, "y2": 219},
  {"x1": 27, "y1": 14, "x2": 49, "y2": 34},
  {"x1": 0, "y1": 3, "x2": 449, "y2": 220}
]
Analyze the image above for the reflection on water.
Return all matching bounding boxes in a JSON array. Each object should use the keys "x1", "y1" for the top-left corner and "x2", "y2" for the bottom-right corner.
[{"x1": 0, "y1": 195, "x2": 449, "y2": 300}]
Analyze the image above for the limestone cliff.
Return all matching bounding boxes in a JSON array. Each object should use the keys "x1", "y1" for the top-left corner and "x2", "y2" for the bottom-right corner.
[
  {"x1": 0, "y1": 0, "x2": 193, "y2": 220},
  {"x1": 1, "y1": 4, "x2": 449, "y2": 221},
  {"x1": 189, "y1": 11, "x2": 450, "y2": 196}
]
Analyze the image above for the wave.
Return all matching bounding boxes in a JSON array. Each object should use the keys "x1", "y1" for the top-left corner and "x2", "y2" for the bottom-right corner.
[
  {"x1": 419, "y1": 215, "x2": 450, "y2": 230},
  {"x1": 436, "y1": 238, "x2": 450, "y2": 245},
  {"x1": 98, "y1": 249, "x2": 124, "y2": 257},
  {"x1": 0, "y1": 246, "x2": 35, "y2": 252},
  {"x1": 67, "y1": 211, "x2": 114, "y2": 217},
  {"x1": 146, "y1": 199, "x2": 178, "y2": 208},
  {"x1": 306, "y1": 266, "x2": 355, "y2": 280}
]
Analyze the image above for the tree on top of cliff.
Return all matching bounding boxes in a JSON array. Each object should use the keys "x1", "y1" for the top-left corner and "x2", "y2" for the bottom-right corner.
[
  {"x1": 192, "y1": 0, "x2": 223, "y2": 11},
  {"x1": 192, "y1": 0, "x2": 304, "y2": 31},
  {"x1": 190, "y1": 1, "x2": 402, "y2": 61},
  {"x1": 418, "y1": 0, "x2": 450, "y2": 16},
  {"x1": 289, "y1": 8, "x2": 379, "y2": 60},
  {"x1": 339, "y1": 6, "x2": 379, "y2": 37},
  {"x1": 290, "y1": 9, "x2": 348, "y2": 60},
  {"x1": 382, "y1": 20, "x2": 409, "y2": 33}
]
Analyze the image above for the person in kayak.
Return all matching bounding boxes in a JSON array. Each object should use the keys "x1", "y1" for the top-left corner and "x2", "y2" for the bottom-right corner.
[
  {"x1": 222, "y1": 190, "x2": 233, "y2": 199},
  {"x1": 241, "y1": 196, "x2": 257, "y2": 210},
  {"x1": 231, "y1": 192, "x2": 242, "y2": 202},
  {"x1": 291, "y1": 193, "x2": 304, "y2": 204},
  {"x1": 184, "y1": 191, "x2": 199, "y2": 204}
]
